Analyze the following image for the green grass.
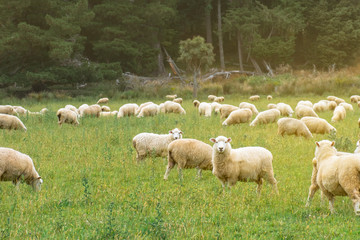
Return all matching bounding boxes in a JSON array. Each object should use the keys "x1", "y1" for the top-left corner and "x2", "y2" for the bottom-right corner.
[{"x1": 1, "y1": 95, "x2": 360, "y2": 239}]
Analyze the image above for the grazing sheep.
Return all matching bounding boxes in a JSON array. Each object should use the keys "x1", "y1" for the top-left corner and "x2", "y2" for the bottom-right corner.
[
  {"x1": 295, "y1": 105, "x2": 319, "y2": 118},
  {"x1": 13, "y1": 106, "x2": 28, "y2": 116},
  {"x1": 81, "y1": 104, "x2": 102, "y2": 118},
  {"x1": 267, "y1": 95, "x2": 273, "y2": 101},
  {"x1": 350, "y1": 95, "x2": 360, "y2": 103},
  {"x1": 219, "y1": 104, "x2": 239, "y2": 119},
  {"x1": 0, "y1": 114, "x2": 27, "y2": 131},
  {"x1": 118, "y1": 103, "x2": 139, "y2": 118},
  {"x1": 250, "y1": 109, "x2": 280, "y2": 127},
  {"x1": 159, "y1": 103, "x2": 165, "y2": 113},
  {"x1": 0, "y1": 105, "x2": 17, "y2": 115},
  {"x1": 334, "y1": 97, "x2": 345, "y2": 105},
  {"x1": 137, "y1": 103, "x2": 160, "y2": 118},
  {"x1": 239, "y1": 102, "x2": 259, "y2": 115},
  {"x1": 214, "y1": 96, "x2": 225, "y2": 103},
  {"x1": 222, "y1": 109, "x2": 252, "y2": 126},
  {"x1": 277, "y1": 117, "x2": 313, "y2": 139},
  {"x1": 100, "y1": 111, "x2": 118, "y2": 117},
  {"x1": 276, "y1": 103, "x2": 294, "y2": 117},
  {"x1": 208, "y1": 95, "x2": 217, "y2": 102},
  {"x1": 173, "y1": 98, "x2": 183, "y2": 104},
  {"x1": 135, "y1": 102, "x2": 153, "y2": 115},
  {"x1": 306, "y1": 140, "x2": 360, "y2": 215},
  {"x1": 65, "y1": 105, "x2": 79, "y2": 115},
  {"x1": 199, "y1": 102, "x2": 212, "y2": 117},
  {"x1": 313, "y1": 101, "x2": 329, "y2": 112},
  {"x1": 164, "y1": 139, "x2": 213, "y2": 180},
  {"x1": 0, "y1": 147, "x2": 43, "y2": 191},
  {"x1": 296, "y1": 100, "x2": 313, "y2": 108},
  {"x1": 267, "y1": 103, "x2": 277, "y2": 109},
  {"x1": 210, "y1": 136, "x2": 278, "y2": 194},
  {"x1": 301, "y1": 117, "x2": 336, "y2": 134},
  {"x1": 97, "y1": 97, "x2": 109, "y2": 104},
  {"x1": 327, "y1": 96, "x2": 337, "y2": 101},
  {"x1": 339, "y1": 102, "x2": 353, "y2": 111},
  {"x1": 101, "y1": 106, "x2": 111, "y2": 112},
  {"x1": 164, "y1": 101, "x2": 186, "y2": 114},
  {"x1": 211, "y1": 102, "x2": 222, "y2": 114},
  {"x1": 132, "y1": 128, "x2": 183, "y2": 161},
  {"x1": 193, "y1": 100, "x2": 200, "y2": 108},
  {"x1": 166, "y1": 94, "x2": 177, "y2": 100},
  {"x1": 331, "y1": 106, "x2": 346, "y2": 122},
  {"x1": 40, "y1": 108, "x2": 48, "y2": 115},
  {"x1": 78, "y1": 104, "x2": 89, "y2": 116},
  {"x1": 249, "y1": 95, "x2": 260, "y2": 101},
  {"x1": 56, "y1": 108, "x2": 79, "y2": 126}
]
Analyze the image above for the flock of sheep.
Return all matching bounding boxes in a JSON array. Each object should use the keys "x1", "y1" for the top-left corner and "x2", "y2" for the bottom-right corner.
[{"x1": 1, "y1": 94, "x2": 360, "y2": 216}]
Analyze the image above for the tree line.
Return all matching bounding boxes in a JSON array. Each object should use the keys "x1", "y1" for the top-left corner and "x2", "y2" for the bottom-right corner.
[{"x1": 1, "y1": 0, "x2": 360, "y2": 91}]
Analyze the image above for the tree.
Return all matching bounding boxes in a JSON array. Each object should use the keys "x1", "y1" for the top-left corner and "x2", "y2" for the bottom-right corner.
[{"x1": 178, "y1": 36, "x2": 215, "y2": 98}]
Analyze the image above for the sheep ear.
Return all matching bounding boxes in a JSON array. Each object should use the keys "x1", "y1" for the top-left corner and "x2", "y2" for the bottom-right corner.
[
  {"x1": 169, "y1": 131, "x2": 173, "y2": 134},
  {"x1": 226, "y1": 138, "x2": 232, "y2": 143},
  {"x1": 210, "y1": 138, "x2": 216, "y2": 143},
  {"x1": 316, "y1": 142, "x2": 320, "y2": 147},
  {"x1": 180, "y1": 131, "x2": 183, "y2": 134},
  {"x1": 331, "y1": 141, "x2": 335, "y2": 147},
  {"x1": 37, "y1": 176, "x2": 41, "y2": 179}
]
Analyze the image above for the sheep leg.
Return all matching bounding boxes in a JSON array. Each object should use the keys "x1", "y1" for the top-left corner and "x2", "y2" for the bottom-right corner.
[
  {"x1": 196, "y1": 167, "x2": 202, "y2": 179},
  {"x1": 256, "y1": 179, "x2": 263, "y2": 196},
  {"x1": 12, "y1": 178, "x2": 21, "y2": 190},
  {"x1": 263, "y1": 172, "x2": 279, "y2": 195},
  {"x1": 321, "y1": 189, "x2": 335, "y2": 213},
  {"x1": 306, "y1": 183, "x2": 319, "y2": 207},
  {"x1": 177, "y1": 167, "x2": 183, "y2": 182},
  {"x1": 163, "y1": 161, "x2": 175, "y2": 180}
]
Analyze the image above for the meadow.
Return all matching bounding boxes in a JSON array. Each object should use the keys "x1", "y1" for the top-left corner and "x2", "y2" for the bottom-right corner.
[{"x1": 1, "y1": 95, "x2": 360, "y2": 239}]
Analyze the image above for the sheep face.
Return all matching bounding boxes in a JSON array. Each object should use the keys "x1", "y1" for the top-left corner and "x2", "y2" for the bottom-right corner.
[
  {"x1": 210, "y1": 136, "x2": 231, "y2": 153},
  {"x1": 169, "y1": 128, "x2": 183, "y2": 140},
  {"x1": 31, "y1": 177, "x2": 43, "y2": 192}
]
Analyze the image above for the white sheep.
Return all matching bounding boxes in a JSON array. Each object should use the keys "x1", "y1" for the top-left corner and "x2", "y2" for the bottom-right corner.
[
  {"x1": 295, "y1": 105, "x2": 319, "y2": 118},
  {"x1": 277, "y1": 117, "x2": 313, "y2": 138},
  {"x1": 13, "y1": 106, "x2": 28, "y2": 116},
  {"x1": 164, "y1": 101, "x2": 186, "y2": 114},
  {"x1": 0, "y1": 147, "x2": 43, "y2": 191},
  {"x1": 296, "y1": 100, "x2": 313, "y2": 108},
  {"x1": 100, "y1": 111, "x2": 118, "y2": 117},
  {"x1": 193, "y1": 100, "x2": 200, "y2": 108},
  {"x1": 208, "y1": 95, "x2": 217, "y2": 102},
  {"x1": 239, "y1": 102, "x2": 259, "y2": 115},
  {"x1": 166, "y1": 94, "x2": 177, "y2": 100},
  {"x1": 249, "y1": 95, "x2": 260, "y2": 101},
  {"x1": 164, "y1": 139, "x2": 213, "y2": 180},
  {"x1": 97, "y1": 97, "x2": 109, "y2": 104},
  {"x1": 313, "y1": 101, "x2": 329, "y2": 112},
  {"x1": 339, "y1": 102, "x2": 353, "y2": 111},
  {"x1": 350, "y1": 95, "x2": 360, "y2": 103},
  {"x1": 327, "y1": 96, "x2": 337, "y2": 101},
  {"x1": 173, "y1": 98, "x2": 183, "y2": 104},
  {"x1": 81, "y1": 104, "x2": 101, "y2": 117},
  {"x1": 267, "y1": 103, "x2": 277, "y2": 109},
  {"x1": 40, "y1": 108, "x2": 48, "y2": 115},
  {"x1": 56, "y1": 108, "x2": 79, "y2": 126},
  {"x1": 0, "y1": 114, "x2": 27, "y2": 131},
  {"x1": 65, "y1": 105, "x2": 78, "y2": 114},
  {"x1": 132, "y1": 128, "x2": 183, "y2": 161},
  {"x1": 306, "y1": 140, "x2": 360, "y2": 215},
  {"x1": 214, "y1": 96, "x2": 225, "y2": 102},
  {"x1": 101, "y1": 105, "x2": 111, "y2": 112},
  {"x1": 267, "y1": 95, "x2": 273, "y2": 101},
  {"x1": 211, "y1": 102, "x2": 222, "y2": 114},
  {"x1": 300, "y1": 117, "x2": 336, "y2": 134},
  {"x1": 331, "y1": 105, "x2": 346, "y2": 122},
  {"x1": 276, "y1": 103, "x2": 294, "y2": 117},
  {"x1": 0, "y1": 105, "x2": 17, "y2": 115},
  {"x1": 137, "y1": 103, "x2": 160, "y2": 118},
  {"x1": 199, "y1": 102, "x2": 212, "y2": 117},
  {"x1": 210, "y1": 136, "x2": 278, "y2": 194},
  {"x1": 334, "y1": 97, "x2": 345, "y2": 105},
  {"x1": 222, "y1": 109, "x2": 252, "y2": 126},
  {"x1": 250, "y1": 109, "x2": 280, "y2": 127},
  {"x1": 219, "y1": 104, "x2": 239, "y2": 119},
  {"x1": 135, "y1": 102, "x2": 153, "y2": 115},
  {"x1": 78, "y1": 104, "x2": 89, "y2": 116},
  {"x1": 117, "y1": 103, "x2": 139, "y2": 118}
]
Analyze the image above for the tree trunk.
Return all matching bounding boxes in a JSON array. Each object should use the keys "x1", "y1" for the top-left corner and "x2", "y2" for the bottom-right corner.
[
  {"x1": 237, "y1": 31, "x2": 244, "y2": 71},
  {"x1": 205, "y1": 4, "x2": 212, "y2": 44},
  {"x1": 193, "y1": 70, "x2": 198, "y2": 98},
  {"x1": 217, "y1": 0, "x2": 225, "y2": 70},
  {"x1": 155, "y1": 41, "x2": 165, "y2": 75}
]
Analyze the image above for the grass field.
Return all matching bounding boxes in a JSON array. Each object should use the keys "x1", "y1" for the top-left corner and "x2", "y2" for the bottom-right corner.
[{"x1": 1, "y1": 95, "x2": 360, "y2": 239}]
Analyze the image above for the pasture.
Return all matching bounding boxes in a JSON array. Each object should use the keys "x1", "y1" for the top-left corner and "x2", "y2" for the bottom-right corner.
[{"x1": 1, "y1": 95, "x2": 360, "y2": 239}]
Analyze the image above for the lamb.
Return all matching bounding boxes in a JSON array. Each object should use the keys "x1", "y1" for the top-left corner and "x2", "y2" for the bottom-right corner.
[
  {"x1": 166, "y1": 94, "x2": 177, "y2": 100},
  {"x1": 300, "y1": 117, "x2": 336, "y2": 134},
  {"x1": 277, "y1": 117, "x2": 313, "y2": 139},
  {"x1": 164, "y1": 139, "x2": 213, "y2": 180},
  {"x1": 164, "y1": 101, "x2": 186, "y2": 114},
  {"x1": 56, "y1": 108, "x2": 79, "y2": 126},
  {"x1": 199, "y1": 102, "x2": 212, "y2": 117},
  {"x1": 81, "y1": 104, "x2": 102, "y2": 117},
  {"x1": 250, "y1": 109, "x2": 280, "y2": 127},
  {"x1": 219, "y1": 104, "x2": 239, "y2": 119},
  {"x1": 101, "y1": 105, "x2": 111, "y2": 112},
  {"x1": 267, "y1": 95, "x2": 273, "y2": 101},
  {"x1": 267, "y1": 103, "x2": 277, "y2": 109},
  {"x1": 13, "y1": 106, "x2": 28, "y2": 116},
  {"x1": 0, "y1": 105, "x2": 17, "y2": 115},
  {"x1": 193, "y1": 100, "x2": 200, "y2": 108},
  {"x1": 295, "y1": 105, "x2": 319, "y2": 118},
  {"x1": 249, "y1": 95, "x2": 260, "y2": 101},
  {"x1": 0, "y1": 147, "x2": 43, "y2": 191},
  {"x1": 135, "y1": 102, "x2": 153, "y2": 115},
  {"x1": 222, "y1": 109, "x2": 253, "y2": 126},
  {"x1": 339, "y1": 102, "x2": 353, "y2": 111},
  {"x1": 276, "y1": 103, "x2": 294, "y2": 117},
  {"x1": 97, "y1": 97, "x2": 109, "y2": 104},
  {"x1": 173, "y1": 98, "x2": 183, "y2": 104},
  {"x1": 296, "y1": 100, "x2": 313, "y2": 108},
  {"x1": 137, "y1": 103, "x2": 160, "y2": 118},
  {"x1": 331, "y1": 106, "x2": 346, "y2": 122},
  {"x1": 210, "y1": 136, "x2": 278, "y2": 194},
  {"x1": 239, "y1": 102, "x2": 258, "y2": 115},
  {"x1": 306, "y1": 140, "x2": 360, "y2": 215},
  {"x1": 117, "y1": 103, "x2": 139, "y2": 118},
  {"x1": 211, "y1": 102, "x2": 222, "y2": 114},
  {"x1": 208, "y1": 95, "x2": 217, "y2": 102},
  {"x1": 0, "y1": 114, "x2": 27, "y2": 131},
  {"x1": 100, "y1": 111, "x2": 118, "y2": 117},
  {"x1": 132, "y1": 128, "x2": 183, "y2": 161}
]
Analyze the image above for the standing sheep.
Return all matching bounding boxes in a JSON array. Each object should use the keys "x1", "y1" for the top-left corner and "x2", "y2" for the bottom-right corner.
[
  {"x1": 97, "y1": 97, "x2": 109, "y2": 104},
  {"x1": 222, "y1": 109, "x2": 252, "y2": 126},
  {"x1": 101, "y1": 106, "x2": 111, "y2": 112},
  {"x1": 65, "y1": 105, "x2": 79, "y2": 114},
  {"x1": 331, "y1": 106, "x2": 346, "y2": 122},
  {"x1": 295, "y1": 105, "x2": 319, "y2": 118},
  {"x1": 250, "y1": 109, "x2": 280, "y2": 127},
  {"x1": 164, "y1": 101, "x2": 186, "y2": 114},
  {"x1": 0, "y1": 147, "x2": 43, "y2": 191},
  {"x1": 276, "y1": 103, "x2": 294, "y2": 117},
  {"x1": 267, "y1": 95, "x2": 273, "y2": 101},
  {"x1": 209, "y1": 136, "x2": 278, "y2": 194},
  {"x1": 214, "y1": 96, "x2": 225, "y2": 103},
  {"x1": 13, "y1": 106, "x2": 28, "y2": 116},
  {"x1": 306, "y1": 140, "x2": 360, "y2": 215},
  {"x1": 350, "y1": 95, "x2": 360, "y2": 103},
  {"x1": 339, "y1": 102, "x2": 353, "y2": 111},
  {"x1": 239, "y1": 102, "x2": 259, "y2": 115},
  {"x1": 249, "y1": 95, "x2": 260, "y2": 101},
  {"x1": 81, "y1": 104, "x2": 102, "y2": 118},
  {"x1": 0, "y1": 114, "x2": 27, "y2": 131},
  {"x1": 193, "y1": 100, "x2": 200, "y2": 108},
  {"x1": 219, "y1": 104, "x2": 239, "y2": 119},
  {"x1": 135, "y1": 102, "x2": 153, "y2": 115},
  {"x1": 117, "y1": 103, "x2": 139, "y2": 118},
  {"x1": 164, "y1": 139, "x2": 213, "y2": 180},
  {"x1": 132, "y1": 128, "x2": 183, "y2": 161},
  {"x1": 166, "y1": 94, "x2": 177, "y2": 100},
  {"x1": 208, "y1": 95, "x2": 217, "y2": 102},
  {"x1": 78, "y1": 104, "x2": 89, "y2": 116},
  {"x1": 100, "y1": 111, "x2": 118, "y2": 117},
  {"x1": 267, "y1": 103, "x2": 277, "y2": 109},
  {"x1": 211, "y1": 102, "x2": 222, "y2": 114},
  {"x1": 297, "y1": 100, "x2": 313, "y2": 108},
  {"x1": 301, "y1": 117, "x2": 336, "y2": 134},
  {"x1": 173, "y1": 98, "x2": 183, "y2": 104},
  {"x1": 0, "y1": 105, "x2": 17, "y2": 115},
  {"x1": 137, "y1": 103, "x2": 160, "y2": 118},
  {"x1": 199, "y1": 102, "x2": 212, "y2": 117},
  {"x1": 56, "y1": 108, "x2": 79, "y2": 126},
  {"x1": 277, "y1": 118, "x2": 313, "y2": 138}
]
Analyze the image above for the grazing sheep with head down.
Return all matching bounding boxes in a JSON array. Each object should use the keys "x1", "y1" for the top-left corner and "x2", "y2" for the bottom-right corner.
[
  {"x1": 277, "y1": 117, "x2": 313, "y2": 139},
  {"x1": 166, "y1": 94, "x2": 177, "y2": 100},
  {"x1": 0, "y1": 105, "x2": 17, "y2": 115},
  {"x1": 56, "y1": 108, "x2": 79, "y2": 126},
  {"x1": 301, "y1": 117, "x2": 336, "y2": 134},
  {"x1": 276, "y1": 103, "x2": 293, "y2": 117},
  {"x1": 222, "y1": 109, "x2": 252, "y2": 126},
  {"x1": 81, "y1": 104, "x2": 102, "y2": 118},
  {"x1": 210, "y1": 136, "x2": 278, "y2": 195},
  {"x1": 211, "y1": 102, "x2": 222, "y2": 114},
  {"x1": 13, "y1": 106, "x2": 28, "y2": 116},
  {"x1": 193, "y1": 100, "x2": 200, "y2": 108},
  {"x1": 117, "y1": 103, "x2": 139, "y2": 118},
  {"x1": 100, "y1": 111, "x2": 118, "y2": 117},
  {"x1": 137, "y1": 103, "x2": 160, "y2": 118},
  {"x1": 327, "y1": 96, "x2": 337, "y2": 101},
  {"x1": 331, "y1": 106, "x2": 346, "y2": 122},
  {"x1": 132, "y1": 128, "x2": 183, "y2": 161},
  {"x1": 0, "y1": 114, "x2": 27, "y2": 131},
  {"x1": 267, "y1": 103, "x2": 277, "y2": 109},
  {"x1": 173, "y1": 98, "x2": 183, "y2": 104},
  {"x1": 250, "y1": 109, "x2": 280, "y2": 127},
  {"x1": 208, "y1": 95, "x2": 217, "y2": 102},
  {"x1": 199, "y1": 102, "x2": 212, "y2": 117},
  {"x1": 101, "y1": 106, "x2": 111, "y2": 112},
  {"x1": 297, "y1": 100, "x2": 313, "y2": 108},
  {"x1": 214, "y1": 96, "x2": 224, "y2": 102},
  {"x1": 350, "y1": 95, "x2": 360, "y2": 103},
  {"x1": 0, "y1": 147, "x2": 43, "y2": 191},
  {"x1": 306, "y1": 140, "x2": 360, "y2": 215},
  {"x1": 267, "y1": 95, "x2": 273, "y2": 101},
  {"x1": 339, "y1": 102, "x2": 353, "y2": 111},
  {"x1": 164, "y1": 139, "x2": 213, "y2": 180},
  {"x1": 295, "y1": 105, "x2": 319, "y2": 118},
  {"x1": 334, "y1": 97, "x2": 345, "y2": 105},
  {"x1": 97, "y1": 97, "x2": 109, "y2": 104},
  {"x1": 135, "y1": 102, "x2": 153, "y2": 115},
  {"x1": 219, "y1": 104, "x2": 239, "y2": 119},
  {"x1": 164, "y1": 101, "x2": 186, "y2": 114},
  {"x1": 249, "y1": 95, "x2": 260, "y2": 101},
  {"x1": 239, "y1": 102, "x2": 258, "y2": 115}
]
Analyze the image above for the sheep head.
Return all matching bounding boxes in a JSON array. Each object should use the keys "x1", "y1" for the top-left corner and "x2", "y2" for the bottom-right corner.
[
  {"x1": 210, "y1": 136, "x2": 231, "y2": 153},
  {"x1": 169, "y1": 128, "x2": 183, "y2": 140}
]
